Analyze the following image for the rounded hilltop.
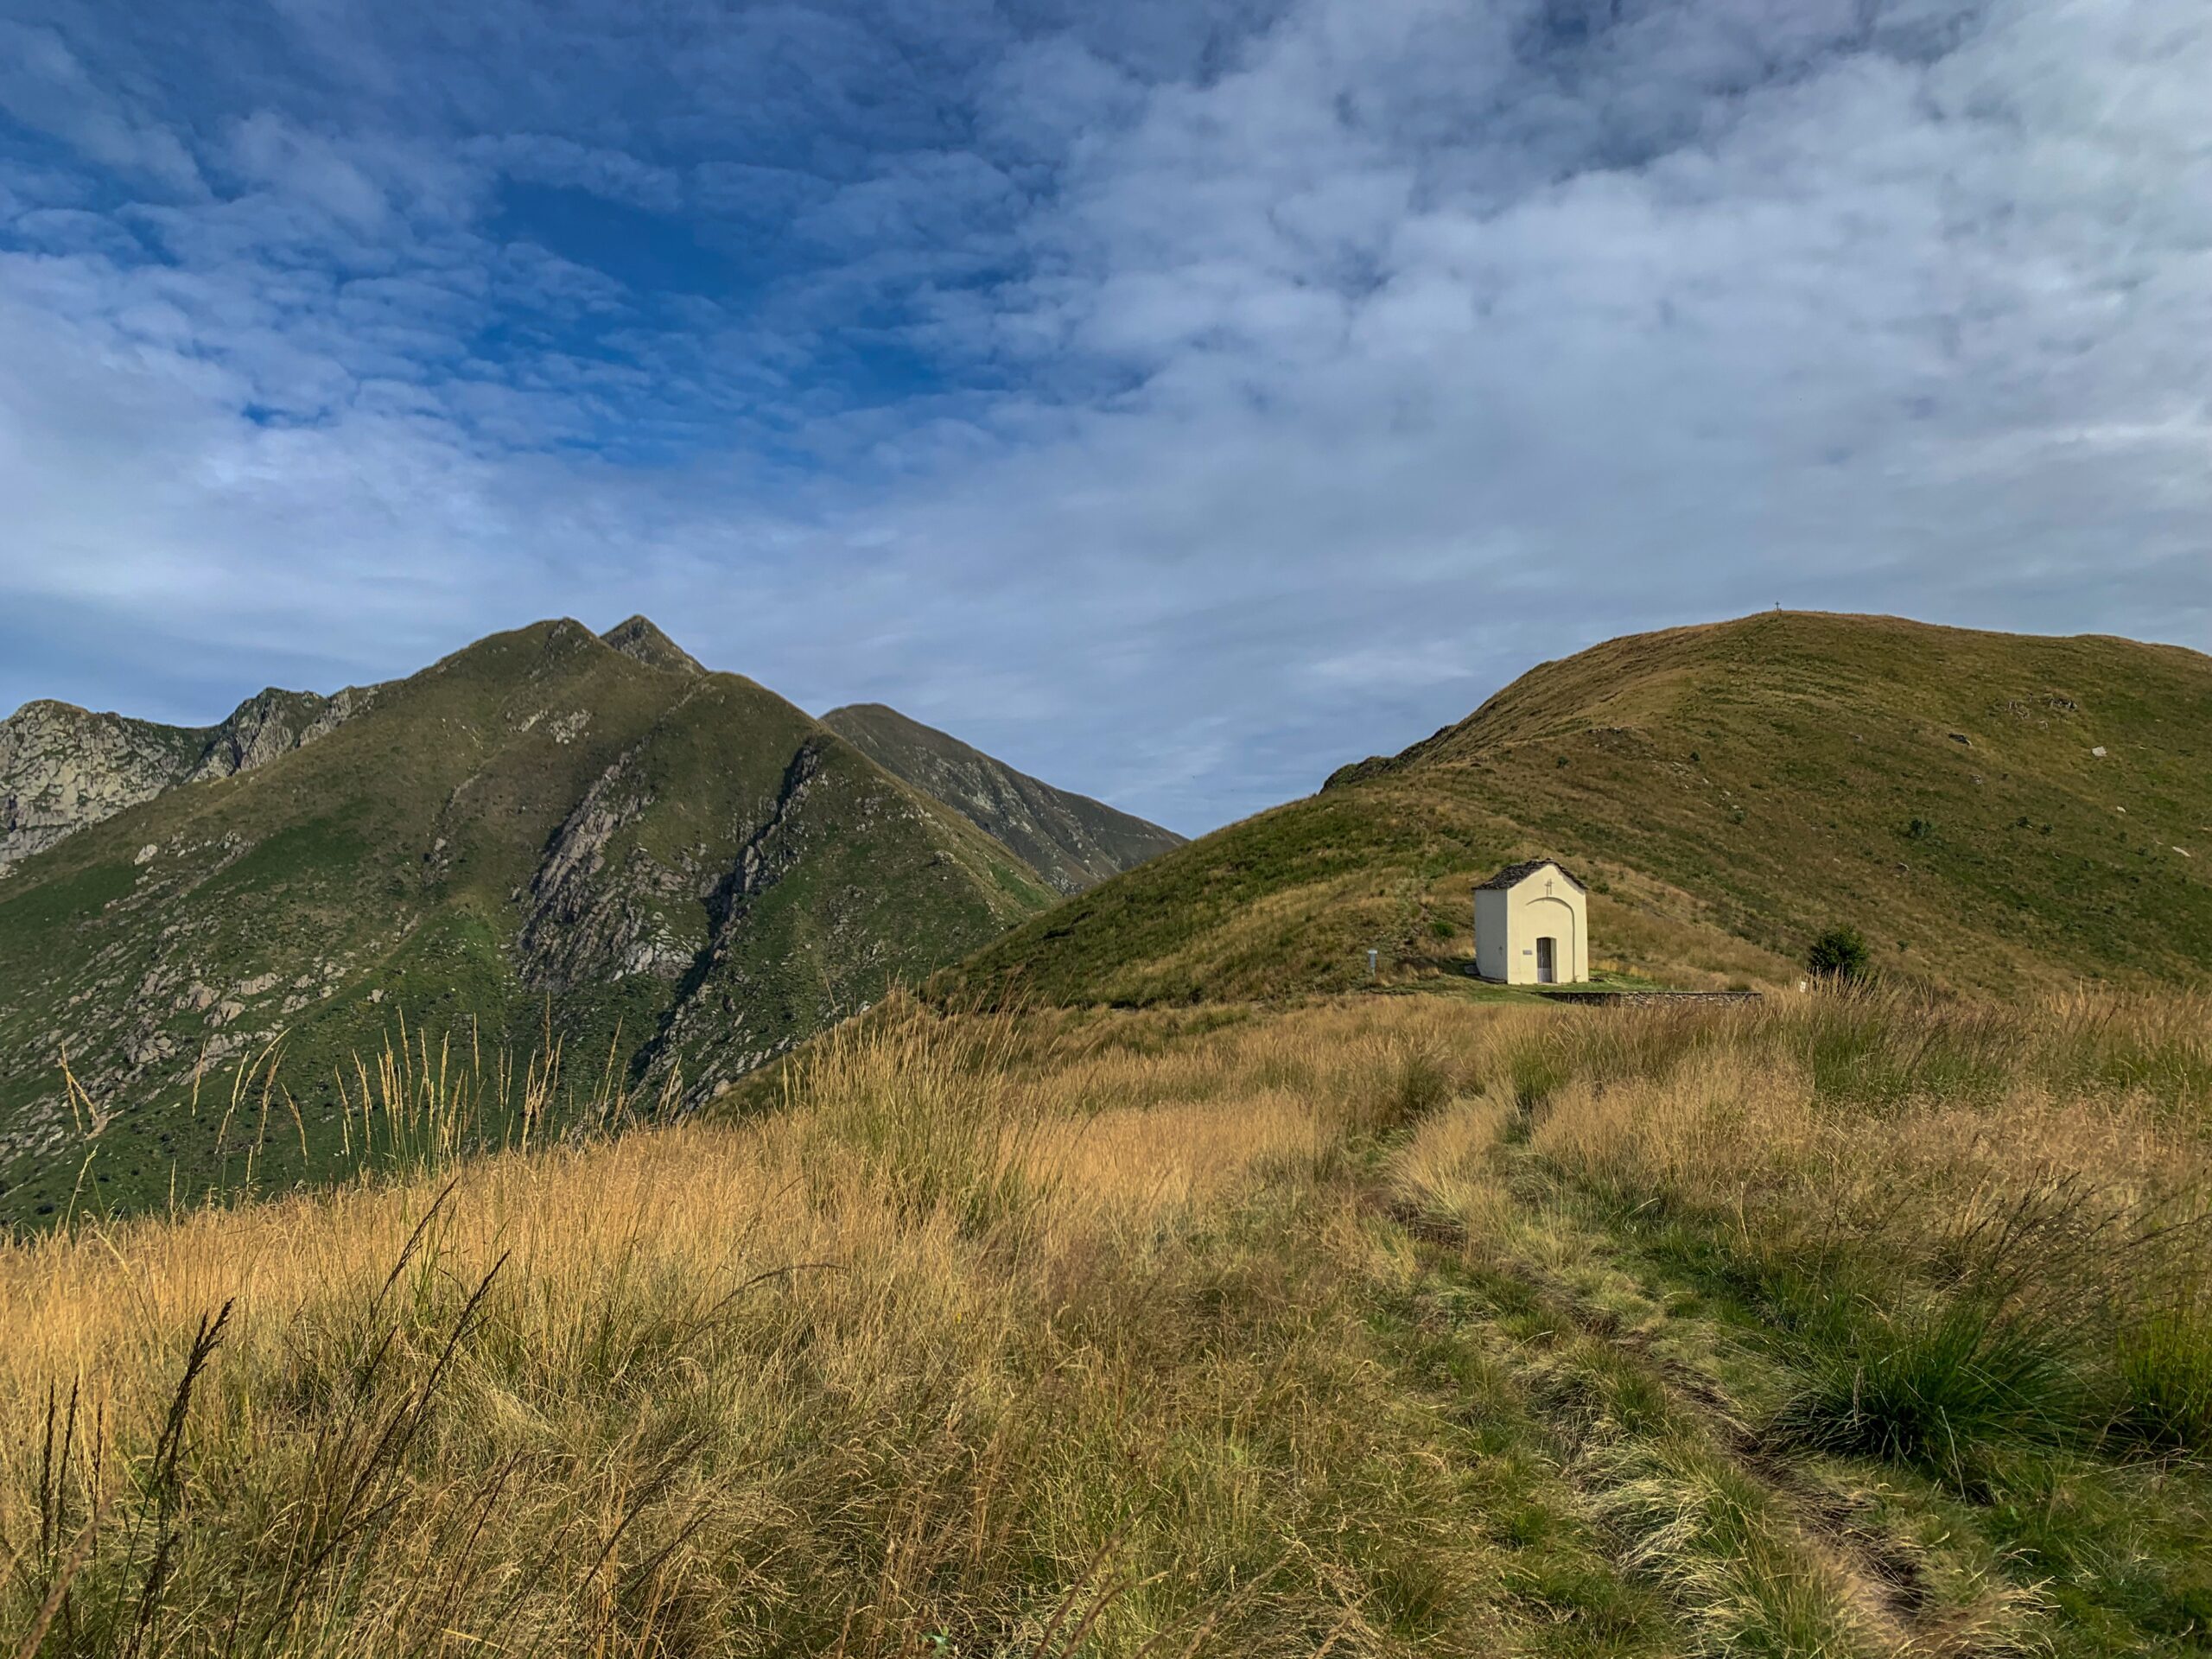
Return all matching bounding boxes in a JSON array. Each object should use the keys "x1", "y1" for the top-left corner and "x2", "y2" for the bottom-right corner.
[{"x1": 950, "y1": 610, "x2": 2212, "y2": 1003}]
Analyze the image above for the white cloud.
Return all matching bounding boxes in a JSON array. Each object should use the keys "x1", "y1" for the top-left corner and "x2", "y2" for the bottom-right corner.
[
  {"x1": 0, "y1": 0, "x2": 2207, "y2": 832},
  {"x1": 0, "y1": 22, "x2": 204, "y2": 193},
  {"x1": 226, "y1": 113, "x2": 391, "y2": 230}
]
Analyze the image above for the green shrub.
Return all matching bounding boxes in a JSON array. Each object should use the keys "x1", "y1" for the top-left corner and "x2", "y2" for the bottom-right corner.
[{"x1": 1804, "y1": 925, "x2": 1871, "y2": 983}]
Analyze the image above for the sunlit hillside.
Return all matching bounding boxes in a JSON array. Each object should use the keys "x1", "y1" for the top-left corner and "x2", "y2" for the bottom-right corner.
[{"x1": 951, "y1": 613, "x2": 2212, "y2": 1006}]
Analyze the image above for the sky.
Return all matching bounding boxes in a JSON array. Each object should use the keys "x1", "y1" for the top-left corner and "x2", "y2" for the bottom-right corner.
[{"x1": 0, "y1": 0, "x2": 2205, "y2": 834}]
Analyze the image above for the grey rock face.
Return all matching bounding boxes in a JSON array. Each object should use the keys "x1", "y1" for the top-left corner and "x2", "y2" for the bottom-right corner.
[
  {"x1": 0, "y1": 685, "x2": 372, "y2": 874},
  {"x1": 188, "y1": 687, "x2": 370, "y2": 783},
  {"x1": 0, "y1": 703, "x2": 203, "y2": 872},
  {"x1": 518, "y1": 745, "x2": 693, "y2": 990}
]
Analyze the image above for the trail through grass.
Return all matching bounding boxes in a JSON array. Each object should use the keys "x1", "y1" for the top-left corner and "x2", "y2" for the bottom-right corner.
[{"x1": 6, "y1": 989, "x2": 2210, "y2": 1656}]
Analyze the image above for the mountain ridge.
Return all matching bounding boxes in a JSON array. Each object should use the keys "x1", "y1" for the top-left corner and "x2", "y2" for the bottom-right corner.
[{"x1": 0, "y1": 619, "x2": 1183, "y2": 887}]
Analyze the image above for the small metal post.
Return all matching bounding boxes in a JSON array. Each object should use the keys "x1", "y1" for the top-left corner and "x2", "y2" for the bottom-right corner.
[{"x1": 1367, "y1": 948, "x2": 1378, "y2": 981}]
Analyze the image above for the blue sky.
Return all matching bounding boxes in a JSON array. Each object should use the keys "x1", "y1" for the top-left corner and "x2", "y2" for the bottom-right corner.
[{"x1": 0, "y1": 0, "x2": 2205, "y2": 833}]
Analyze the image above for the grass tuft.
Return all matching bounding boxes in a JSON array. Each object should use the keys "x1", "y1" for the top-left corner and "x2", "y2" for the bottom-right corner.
[
  {"x1": 1773, "y1": 1295, "x2": 2077, "y2": 1477},
  {"x1": 2114, "y1": 1299, "x2": 2212, "y2": 1452}
]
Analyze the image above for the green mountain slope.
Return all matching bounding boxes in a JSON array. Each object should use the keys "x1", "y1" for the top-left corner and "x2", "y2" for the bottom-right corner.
[
  {"x1": 822, "y1": 703, "x2": 1185, "y2": 893},
  {"x1": 952, "y1": 613, "x2": 2212, "y2": 1005},
  {"x1": 0, "y1": 619, "x2": 1053, "y2": 1225}
]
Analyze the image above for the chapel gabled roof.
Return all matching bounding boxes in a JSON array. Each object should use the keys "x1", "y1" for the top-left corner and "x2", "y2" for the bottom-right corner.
[{"x1": 1472, "y1": 858, "x2": 1586, "y2": 893}]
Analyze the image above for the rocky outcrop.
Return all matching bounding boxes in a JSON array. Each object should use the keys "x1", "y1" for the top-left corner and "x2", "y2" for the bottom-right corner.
[
  {"x1": 518, "y1": 745, "x2": 695, "y2": 990},
  {"x1": 0, "y1": 702, "x2": 204, "y2": 871},
  {"x1": 0, "y1": 686, "x2": 370, "y2": 874},
  {"x1": 633, "y1": 737, "x2": 837, "y2": 1094},
  {"x1": 188, "y1": 687, "x2": 370, "y2": 782}
]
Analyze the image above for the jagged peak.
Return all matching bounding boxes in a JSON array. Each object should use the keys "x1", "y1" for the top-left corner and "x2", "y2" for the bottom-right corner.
[{"x1": 601, "y1": 615, "x2": 704, "y2": 676}]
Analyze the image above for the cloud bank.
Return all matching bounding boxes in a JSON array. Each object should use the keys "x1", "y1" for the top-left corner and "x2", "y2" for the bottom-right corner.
[{"x1": 1, "y1": 0, "x2": 2205, "y2": 830}]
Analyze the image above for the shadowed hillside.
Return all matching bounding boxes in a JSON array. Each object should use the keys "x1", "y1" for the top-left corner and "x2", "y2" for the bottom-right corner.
[
  {"x1": 823, "y1": 702, "x2": 1185, "y2": 893},
  {"x1": 950, "y1": 613, "x2": 2212, "y2": 1004}
]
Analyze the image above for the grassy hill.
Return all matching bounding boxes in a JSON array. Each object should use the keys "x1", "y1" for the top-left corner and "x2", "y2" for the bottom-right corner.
[
  {"x1": 0, "y1": 619, "x2": 1060, "y2": 1227},
  {"x1": 823, "y1": 702, "x2": 1185, "y2": 893},
  {"x1": 951, "y1": 613, "x2": 2212, "y2": 1004}
]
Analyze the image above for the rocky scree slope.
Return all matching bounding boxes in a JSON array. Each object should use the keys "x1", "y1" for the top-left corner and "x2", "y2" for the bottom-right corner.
[
  {"x1": 950, "y1": 612, "x2": 2212, "y2": 1004},
  {"x1": 822, "y1": 702, "x2": 1183, "y2": 893},
  {"x1": 0, "y1": 619, "x2": 1064, "y2": 1226}
]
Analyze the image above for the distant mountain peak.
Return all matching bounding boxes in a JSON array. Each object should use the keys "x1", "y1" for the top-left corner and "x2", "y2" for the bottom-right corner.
[
  {"x1": 601, "y1": 616, "x2": 704, "y2": 676},
  {"x1": 821, "y1": 702, "x2": 1183, "y2": 894}
]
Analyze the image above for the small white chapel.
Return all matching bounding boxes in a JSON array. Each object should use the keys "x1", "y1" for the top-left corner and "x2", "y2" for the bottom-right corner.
[{"x1": 1472, "y1": 859, "x2": 1589, "y2": 985}]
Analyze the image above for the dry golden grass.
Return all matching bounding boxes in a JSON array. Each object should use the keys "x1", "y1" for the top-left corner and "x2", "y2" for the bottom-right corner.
[
  {"x1": 0, "y1": 999, "x2": 1560, "y2": 1656},
  {"x1": 1525, "y1": 989, "x2": 2212, "y2": 1298},
  {"x1": 7, "y1": 986, "x2": 2211, "y2": 1657},
  {"x1": 15, "y1": 985, "x2": 2204, "y2": 1459},
  {"x1": 2, "y1": 1014, "x2": 1335, "y2": 1469},
  {"x1": 1384, "y1": 1090, "x2": 1516, "y2": 1244}
]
